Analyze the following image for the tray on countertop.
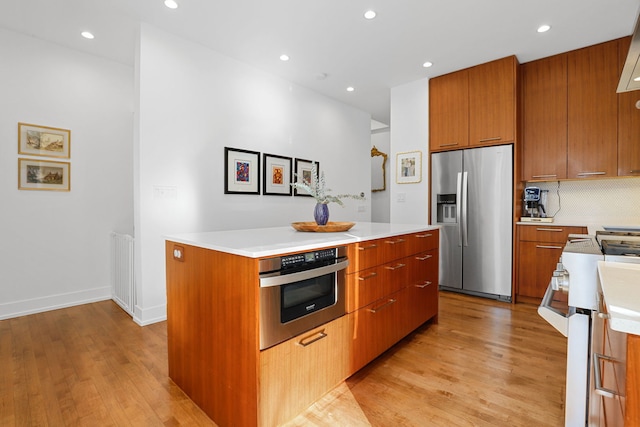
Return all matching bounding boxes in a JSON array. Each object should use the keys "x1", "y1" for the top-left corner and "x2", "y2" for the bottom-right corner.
[{"x1": 291, "y1": 221, "x2": 355, "y2": 232}]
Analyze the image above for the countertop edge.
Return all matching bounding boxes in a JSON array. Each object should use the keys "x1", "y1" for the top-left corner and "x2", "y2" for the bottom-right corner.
[
  {"x1": 165, "y1": 223, "x2": 440, "y2": 258},
  {"x1": 597, "y1": 260, "x2": 640, "y2": 336}
]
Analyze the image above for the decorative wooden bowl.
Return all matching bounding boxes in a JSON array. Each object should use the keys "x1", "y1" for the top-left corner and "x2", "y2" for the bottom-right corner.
[{"x1": 291, "y1": 221, "x2": 355, "y2": 232}]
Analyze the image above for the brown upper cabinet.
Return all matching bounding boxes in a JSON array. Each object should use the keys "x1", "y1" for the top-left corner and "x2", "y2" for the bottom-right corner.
[
  {"x1": 567, "y1": 39, "x2": 619, "y2": 179},
  {"x1": 618, "y1": 37, "x2": 640, "y2": 177},
  {"x1": 430, "y1": 56, "x2": 518, "y2": 151},
  {"x1": 521, "y1": 55, "x2": 569, "y2": 180},
  {"x1": 522, "y1": 38, "x2": 636, "y2": 181}
]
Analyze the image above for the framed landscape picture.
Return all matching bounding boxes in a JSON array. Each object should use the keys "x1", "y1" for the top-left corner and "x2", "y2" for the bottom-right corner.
[
  {"x1": 224, "y1": 147, "x2": 260, "y2": 194},
  {"x1": 18, "y1": 122, "x2": 70, "y2": 158},
  {"x1": 396, "y1": 150, "x2": 422, "y2": 184},
  {"x1": 18, "y1": 158, "x2": 70, "y2": 191},
  {"x1": 263, "y1": 153, "x2": 292, "y2": 196},
  {"x1": 293, "y1": 158, "x2": 319, "y2": 197}
]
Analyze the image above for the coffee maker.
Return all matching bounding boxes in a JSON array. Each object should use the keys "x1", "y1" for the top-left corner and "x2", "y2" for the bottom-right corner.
[{"x1": 522, "y1": 187, "x2": 548, "y2": 220}]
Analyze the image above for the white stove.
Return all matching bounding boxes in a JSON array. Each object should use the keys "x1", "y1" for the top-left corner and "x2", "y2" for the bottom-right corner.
[{"x1": 538, "y1": 230, "x2": 640, "y2": 427}]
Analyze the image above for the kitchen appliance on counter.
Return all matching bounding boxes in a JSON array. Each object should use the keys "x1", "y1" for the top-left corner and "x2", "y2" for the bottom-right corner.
[
  {"x1": 520, "y1": 186, "x2": 552, "y2": 222},
  {"x1": 258, "y1": 246, "x2": 348, "y2": 350},
  {"x1": 538, "y1": 230, "x2": 640, "y2": 426},
  {"x1": 430, "y1": 144, "x2": 512, "y2": 301}
]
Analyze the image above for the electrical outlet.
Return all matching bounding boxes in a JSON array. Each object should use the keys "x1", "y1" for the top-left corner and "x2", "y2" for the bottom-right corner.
[{"x1": 397, "y1": 193, "x2": 406, "y2": 202}]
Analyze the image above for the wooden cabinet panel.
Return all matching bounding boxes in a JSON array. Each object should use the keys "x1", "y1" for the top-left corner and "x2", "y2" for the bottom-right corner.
[
  {"x1": 518, "y1": 241, "x2": 564, "y2": 299},
  {"x1": 347, "y1": 238, "x2": 383, "y2": 273},
  {"x1": 519, "y1": 225, "x2": 587, "y2": 243},
  {"x1": 469, "y1": 56, "x2": 518, "y2": 146},
  {"x1": 521, "y1": 55, "x2": 568, "y2": 180},
  {"x1": 406, "y1": 230, "x2": 439, "y2": 255},
  {"x1": 626, "y1": 334, "x2": 640, "y2": 426},
  {"x1": 618, "y1": 37, "x2": 640, "y2": 177},
  {"x1": 516, "y1": 225, "x2": 587, "y2": 300},
  {"x1": 567, "y1": 40, "x2": 619, "y2": 179},
  {"x1": 429, "y1": 69, "x2": 469, "y2": 151},
  {"x1": 346, "y1": 265, "x2": 385, "y2": 313},
  {"x1": 598, "y1": 318, "x2": 627, "y2": 427},
  {"x1": 260, "y1": 316, "x2": 349, "y2": 427},
  {"x1": 381, "y1": 234, "x2": 411, "y2": 260}
]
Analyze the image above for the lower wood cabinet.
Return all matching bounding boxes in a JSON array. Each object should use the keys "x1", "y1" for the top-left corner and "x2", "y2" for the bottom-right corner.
[
  {"x1": 516, "y1": 225, "x2": 586, "y2": 301},
  {"x1": 259, "y1": 315, "x2": 349, "y2": 427}
]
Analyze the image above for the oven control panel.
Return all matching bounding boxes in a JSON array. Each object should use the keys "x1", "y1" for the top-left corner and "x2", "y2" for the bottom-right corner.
[{"x1": 281, "y1": 248, "x2": 337, "y2": 268}]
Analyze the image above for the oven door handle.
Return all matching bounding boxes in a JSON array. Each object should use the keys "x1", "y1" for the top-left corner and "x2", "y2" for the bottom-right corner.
[
  {"x1": 259, "y1": 259, "x2": 349, "y2": 288},
  {"x1": 537, "y1": 282, "x2": 569, "y2": 337}
]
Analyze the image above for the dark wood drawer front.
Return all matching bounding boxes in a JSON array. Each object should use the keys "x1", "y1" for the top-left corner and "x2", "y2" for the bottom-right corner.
[
  {"x1": 347, "y1": 265, "x2": 385, "y2": 312},
  {"x1": 518, "y1": 225, "x2": 587, "y2": 243}
]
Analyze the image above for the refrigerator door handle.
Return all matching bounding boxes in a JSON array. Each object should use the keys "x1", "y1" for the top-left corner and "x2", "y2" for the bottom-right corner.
[
  {"x1": 461, "y1": 171, "x2": 468, "y2": 247},
  {"x1": 456, "y1": 172, "x2": 463, "y2": 247}
]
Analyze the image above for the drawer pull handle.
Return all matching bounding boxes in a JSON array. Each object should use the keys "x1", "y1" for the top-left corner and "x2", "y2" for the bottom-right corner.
[
  {"x1": 478, "y1": 136, "x2": 502, "y2": 142},
  {"x1": 630, "y1": 169, "x2": 640, "y2": 174},
  {"x1": 297, "y1": 330, "x2": 328, "y2": 347},
  {"x1": 369, "y1": 299, "x2": 397, "y2": 313},
  {"x1": 536, "y1": 245, "x2": 563, "y2": 249},
  {"x1": 385, "y1": 239, "x2": 406, "y2": 245},
  {"x1": 415, "y1": 255, "x2": 433, "y2": 261},
  {"x1": 440, "y1": 142, "x2": 459, "y2": 147},
  {"x1": 577, "y1": 171, "x2": 606, "y2": 177},
  {"x1": 593, "y1": 353, "x2": 624, "y2": 399},
  {"x1": 415, "y1": 281, "x2": 432, "y2": 289},
  {"x1": 415, "y1": 233, "x2": 433, "y2": 238},
  {"x1": 359, "y1": 244, "x2": 378, "y2": 251},
  {"x1": 536, "y1": 228, "x2": 563, "y2": 232},
  {"x1": 358, "y1": 272, "x2": 378, "y2": 281},
  {"x1": 532, "y1": 174, "x2": 557, "y2": 179},
  {"x1": 385, "y1": 263, "x2": 406, "y2": 271}
]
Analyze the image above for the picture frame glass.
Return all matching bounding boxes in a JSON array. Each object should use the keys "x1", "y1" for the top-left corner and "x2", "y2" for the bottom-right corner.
[
  {"x1": 263, "y1": 154, "x2": 292, "y2": 196},
  {"x1": 18, "y1": 158, "x2": 70, "y2": 191},
  {"x1": 224, "y1": 147, "x2": 260, "y2": 194},
  {"x1": 18, "y1": 123, "x2": 70, "y2": 158},
  {"x1": 396, "y1": 151, "x2": 422, "y2": 184},
  {"x1": 294, "y1": 158, "x2": 319, "y2": 197}
]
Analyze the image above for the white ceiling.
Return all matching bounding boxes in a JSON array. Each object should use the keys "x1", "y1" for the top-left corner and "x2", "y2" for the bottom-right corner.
[{"x1": 1, "y1": 0, "x2": 639, "y2": 125}]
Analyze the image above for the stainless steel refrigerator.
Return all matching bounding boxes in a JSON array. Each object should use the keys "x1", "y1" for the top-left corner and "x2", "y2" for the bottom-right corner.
[{"x1": 430, "y1": 144, "x2": 513, "y2": 300}]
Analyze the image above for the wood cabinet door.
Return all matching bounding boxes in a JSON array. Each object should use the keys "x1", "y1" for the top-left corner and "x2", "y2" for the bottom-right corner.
[
  {"x1": 260, "y1": 316, "x2": 349, "y2": 427},
  {"x1": 618, "y1": 37, "x2": 640, "y2": 177},
  {"x1": 567, "y1": 40, "x2": 619, "y2": 179},
  {"x1": 626, "y1": 335, "x2": 640, "y2": 426},
  {"x1": 469, "y1": 56, "x2": 517, "y2": 146},
  {"x1": 517, "y1": 241, "x2": 564, "y2": 299},
  {"x1": 429, "y1": 69, "x2": 469, "y2": 151},
  {"x1": 521, "y1": 55, "x2": 568, "y2": 180}
]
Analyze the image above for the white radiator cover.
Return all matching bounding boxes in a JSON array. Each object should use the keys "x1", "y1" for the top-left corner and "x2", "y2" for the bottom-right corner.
[{"x1": 110, "y1": 232, "x2": 135, "y2": 316}]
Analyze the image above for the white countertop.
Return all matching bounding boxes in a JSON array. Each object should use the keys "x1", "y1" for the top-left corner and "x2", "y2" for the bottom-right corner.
[
  {"x1": 165, "y1": 222, "x2": 439, "y2": 258},
  {"x1": 598, "y1": 260, "x2": 640, "y2": 336}
]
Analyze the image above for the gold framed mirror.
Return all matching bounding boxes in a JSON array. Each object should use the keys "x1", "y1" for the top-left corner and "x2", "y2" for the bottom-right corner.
[{"x1": 371, "y1": 146, "x2": 388, "y2": 192}]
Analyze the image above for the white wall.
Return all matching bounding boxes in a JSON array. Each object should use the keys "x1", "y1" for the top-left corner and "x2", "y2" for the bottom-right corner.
[
  {"x1": 134, "y1": 24, "x2": 371, "y2": 325},
  {"x1": 389, "y1": 78, "x2": 430, "y2": 224},
  {"x1": 371, "y1": 129, "x2": 390, "y2": 222},
  {"x1": 0, "y1": 29, "x2": 134, "y2": 319}
]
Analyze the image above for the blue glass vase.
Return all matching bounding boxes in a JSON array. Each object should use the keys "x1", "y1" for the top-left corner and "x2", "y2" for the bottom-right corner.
[{"x1": 314, "y1": 203, "x2": 330, "y2": 226}]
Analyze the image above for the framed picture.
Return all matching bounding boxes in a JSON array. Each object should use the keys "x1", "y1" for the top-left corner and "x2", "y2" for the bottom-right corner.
[
  {"x1": 293, "y1": 158, "x2": 319, "y2": 197},
  {"x1": 396, "y1": 150, "x2": 422, "y2": 184},
  {"x1": 263, "y1": 153, "x2": 292, "y2": 196},
  {"x1": 224, "y1": 147, "x2": 260, "y2": 194},
  {"x1": 18, "y1": 158, "x2": 70, "y2": 191},
  {"x1": 18, "y1": 122, "x2": 70, "y2": 158}
]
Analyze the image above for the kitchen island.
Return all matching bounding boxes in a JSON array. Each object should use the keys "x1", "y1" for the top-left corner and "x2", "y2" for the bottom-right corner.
[{"x1": 165, "y1": 222, "x2": 440, "y2": 426}]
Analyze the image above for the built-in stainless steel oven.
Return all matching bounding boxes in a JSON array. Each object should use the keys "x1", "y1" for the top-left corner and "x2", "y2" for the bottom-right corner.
[{"x1": 258, "y1": 246, "x2": 348, "y2": 350}]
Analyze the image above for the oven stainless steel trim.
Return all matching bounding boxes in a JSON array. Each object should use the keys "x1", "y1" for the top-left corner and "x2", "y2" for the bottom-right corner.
[
  {"x1": 537, "y1": 282, "x2": 569, "y2": 337},
  {"x1": 259, "y1": 259, "x2": 349, "y2": 288}
]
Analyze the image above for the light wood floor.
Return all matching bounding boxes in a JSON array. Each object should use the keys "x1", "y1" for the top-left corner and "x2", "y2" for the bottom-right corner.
[{"x1": 0, "y1": 291, "x2": 566, "y2": 426}]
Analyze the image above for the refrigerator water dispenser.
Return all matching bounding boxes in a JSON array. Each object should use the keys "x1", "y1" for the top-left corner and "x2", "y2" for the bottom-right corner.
[{"x1": 436, "y1": 194, "x2": 457, "y2": 223}]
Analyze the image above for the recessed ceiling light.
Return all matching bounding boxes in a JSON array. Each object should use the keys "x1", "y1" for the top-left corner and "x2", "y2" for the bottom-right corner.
[
  {"x1": 81, "y1": 31, "x2": 94, "y2": 39},
  {"x1": 164, "y1": 0, "x2": 178, "y2": 9},
  {"x1": 346, "y1": 87, "x2": 355, "y2": 92},
  {"x1": 279, "y1": 54, "x2": 290, "y2": 61},
  {"x1": 364, "y1": 10, "x2": 376, "y2": 20},
  {"x1": 423, "y1": 61, "x2": 433, "y2": 68},
  {"x1": 537, "y1": 24, "x2": 551, "y2": 33},
  {"x1": 634, "y1": 76, "x2": 640, "y2": 82}
]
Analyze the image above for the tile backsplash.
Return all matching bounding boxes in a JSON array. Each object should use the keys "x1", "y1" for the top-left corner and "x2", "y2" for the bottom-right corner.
[{"x1": 527, "y1": 177, "x2": 640, "y2": 226}]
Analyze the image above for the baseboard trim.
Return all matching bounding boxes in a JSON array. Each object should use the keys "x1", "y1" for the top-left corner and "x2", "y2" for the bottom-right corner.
[
  {"x1": 0, "y1": 286, "x2": 111, "y2": 320},
  {"x1": 133, "y1": 303, "x2": 167, "y2": 326}
]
